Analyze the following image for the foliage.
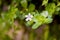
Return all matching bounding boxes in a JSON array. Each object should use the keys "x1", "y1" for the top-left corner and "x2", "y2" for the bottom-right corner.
[{"x1": 0, "y1": 0, "x2": 60, "y2": 40}]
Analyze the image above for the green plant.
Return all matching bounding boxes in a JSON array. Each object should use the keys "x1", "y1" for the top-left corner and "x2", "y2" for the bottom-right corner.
[{"x1": 0, "y1": 0, "x2": 60, "y2": 40}]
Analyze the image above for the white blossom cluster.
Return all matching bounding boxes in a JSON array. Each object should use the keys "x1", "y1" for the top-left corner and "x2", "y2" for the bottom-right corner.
[{"x1": 25, "y1": 13, "x2": 33, "y2": 21}]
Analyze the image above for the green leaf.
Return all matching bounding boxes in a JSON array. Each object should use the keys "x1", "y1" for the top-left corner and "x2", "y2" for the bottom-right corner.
[
  {"x1": 32, "y1": 22, "x2": 42, "y2": 29},
  {"x1": 56, "y1": 7, "x2": 60, "y2": 11},
  {"x1": 44, "y1": 16, "x2": 52, "y2": 24},
  {"x1": 20, "y1": 0, "x2": 27, "y2": 8},
  {"x1": 33, "y1": 14, "x2": 45, "y2": 23},
  {"x1": 46, "y1": 3, "x2": 56, "y2": 15},
  {"x1": 26, "y1": 21, "x2": 34, "y2": 27},
  {"x1": 41, "y1": 11, "x2": 48, "y2": 17},
  {"x1": 42, "y1": 0, "x2": 48, "y2": 5},
  {"x1": 57, "y1": 2, "x2": 60, "y2": 6},
  {"x1": 28, "y1": 4, "x2": 35, "y2": 12}
]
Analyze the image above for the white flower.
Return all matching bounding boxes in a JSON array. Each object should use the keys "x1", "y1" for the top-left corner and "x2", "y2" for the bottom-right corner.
[
  {"x1": 25, "y1": 13, "x2": 33, "y2": 21},
  {"x1": 41, "y1": 11, "x2": 48, "y2": 17}
]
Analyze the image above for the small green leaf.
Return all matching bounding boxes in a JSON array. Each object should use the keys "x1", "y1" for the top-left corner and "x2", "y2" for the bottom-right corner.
[
  {"x1": 44, "y1": 17, "x2": 53, "y2": 24},
  {"x1": 28, "y1": 4, "x2": 35, "y2": 12},
  {"x1": 32, "y1": 22, "x2": 42, "y2": 29},
  {"x1": 33, "y1": 14, "x2": 45, "y2": 23},
  {"x1": 20, "y1": 0, "x2": 27, "y2": 8},
  {"x1": 56, "y1": 7, "x2": 60, "y2": 11},
  {"x1": 26, "y1": 21, "x2": 34, "y2": 27},
  {"x1": 57, "y1": 2, "x2": 60, "y2": 6},
  {"x1": 46, "y1": 3, "x2": 56, "y2": 15},
  {"x1": 41, "y1": 11, "x2": 48, "y2": 17},
  {"x1": 42, "y1": 0, "x2": 48, "y2": 5}
]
